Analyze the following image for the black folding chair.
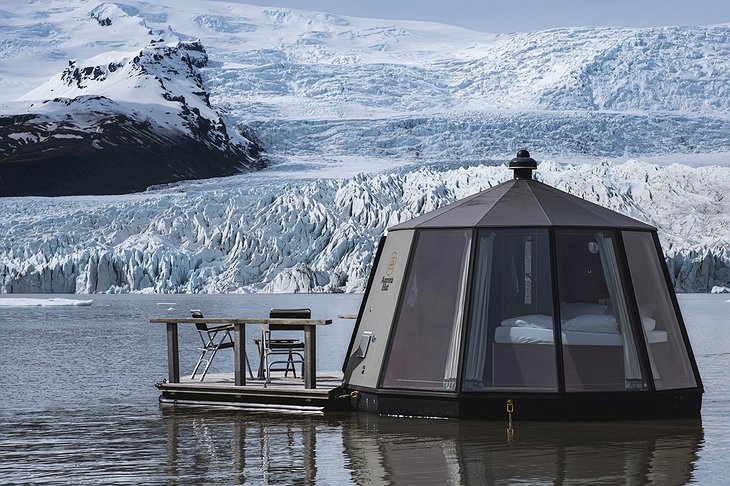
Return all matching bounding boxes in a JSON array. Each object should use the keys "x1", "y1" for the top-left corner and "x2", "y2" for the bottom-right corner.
[
  {"x1": 190, "y1": 310, "x2": 253, "y2": 381},
  {"x1": 258, "y1": 308, "x2": 309, "y2": 383}
]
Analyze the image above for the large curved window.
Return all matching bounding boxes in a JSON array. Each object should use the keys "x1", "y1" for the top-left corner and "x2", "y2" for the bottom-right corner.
[
  {"x1": 555, "y1": 230, "x2": 648, "y2": 392},
  {"x1": 462, "y1": 229, "x2": 557, "y2": 392},
  {"x1": 382, "y1": 230, "x2": 472, "y2": 391},
  {"x1": 622, "y1": 231, "x2": 697, "y2": 390}
]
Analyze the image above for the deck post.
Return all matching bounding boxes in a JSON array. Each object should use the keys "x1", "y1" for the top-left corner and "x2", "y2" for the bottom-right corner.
[
  {"x1": 304, "y1": 325, "x2": 316, "y2": 389},
  {"x1": 166, "y1": 322, "x2": 180, "y2": 383},
  {"x1": 234, "y1": 322, "x2": 246, "y2": 386}
]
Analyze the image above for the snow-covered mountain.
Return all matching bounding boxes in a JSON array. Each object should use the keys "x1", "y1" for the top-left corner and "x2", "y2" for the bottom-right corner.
[
  {"x1": 0, "y1": 0, "x2": 729, "y2": 292},
  {"x1": 0, "y1": 4, "x2": 263, "y2": 196}
]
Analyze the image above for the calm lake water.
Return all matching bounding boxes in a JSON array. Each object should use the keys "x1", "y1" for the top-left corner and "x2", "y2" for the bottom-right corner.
[{"x1": 0, "y1": 293, "x2": 728, "y2": 485}]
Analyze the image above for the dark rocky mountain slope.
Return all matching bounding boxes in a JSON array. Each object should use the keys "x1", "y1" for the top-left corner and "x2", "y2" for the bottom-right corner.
[{"x1": 0, "y1": 40, "x2": 264, "y2": 196}]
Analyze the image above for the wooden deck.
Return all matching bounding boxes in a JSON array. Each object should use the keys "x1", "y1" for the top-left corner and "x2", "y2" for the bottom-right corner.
[
  {"x1": 150, "y1": 317, "x2": 331, "y2": 388},
  {"x1": 156, "y1": 371, "x2": 349, "y2": 413}
]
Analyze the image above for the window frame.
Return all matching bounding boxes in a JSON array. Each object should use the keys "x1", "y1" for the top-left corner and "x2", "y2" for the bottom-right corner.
[
  {"x1": 378, "y1": 228, "x2": 474, "y2": 393},
  {"x1": 552, "y1": 227, "x2": 651, "y2": 393},
  {"x1": 620, "y1": 229, "x2": 704, "y2": 391},
  {"x1": 459, "y1": 227, "x2": 559, "y2": 393}
]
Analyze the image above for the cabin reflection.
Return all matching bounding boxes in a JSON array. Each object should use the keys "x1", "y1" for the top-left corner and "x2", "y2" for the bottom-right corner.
[
  {"x1": 344, "y1": 415, "x2": 703, "y2": 485},
  {"x1": 162, "y1": 410, "x2": 702, "y2": 485}
]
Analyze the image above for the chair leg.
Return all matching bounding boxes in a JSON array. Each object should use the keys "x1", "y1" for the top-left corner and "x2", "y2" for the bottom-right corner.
[
  {"x1": 190, "y1": 350, "x2": 207, "y2": 379},
  {"x1": 200, "y1": 347, "x2": 220, "y2": 381},
  {"x1": 245, "y1": 352, "x2": 254, "y2": 379},
  {"x1": 256, "y1": 341, "x2": 265, "y2": 379},
  {"x1": 264, "y1": 355, "x2": 272, "y2": 386},
  {"x1": 286, "y1": 351, "x2": 297, "y2": 378}
]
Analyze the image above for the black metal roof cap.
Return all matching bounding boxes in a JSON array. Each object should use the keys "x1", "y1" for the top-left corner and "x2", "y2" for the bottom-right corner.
[
  {"x1": 509, "y1": 149, "x2": 538, "y2": 179},
  {"x1": 388, "y1": 152, "x2": 656, "y2": 231}
]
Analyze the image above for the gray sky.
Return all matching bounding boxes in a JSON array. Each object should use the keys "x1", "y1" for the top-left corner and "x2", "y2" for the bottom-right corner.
[{"x1": 242, "y1": 0, "x2": 730, "y2": 32}]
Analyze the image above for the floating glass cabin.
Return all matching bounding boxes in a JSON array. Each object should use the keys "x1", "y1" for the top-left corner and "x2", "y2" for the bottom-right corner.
[{"x1": 342, "y1": 152, "x2": 703, "y2": 420}]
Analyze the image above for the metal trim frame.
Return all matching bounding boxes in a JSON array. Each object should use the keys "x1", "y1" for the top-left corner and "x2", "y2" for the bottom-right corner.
[
  {"x1": 377, "y1": 229, "x2": 472, "y2": 395},
  {"x1": 615, "y1": 230, "x2": 656, "y2": 392},
  {"x1": 548, "y1": 227, "x2": 567, "y2": 394},
  {"x1": 650, "y1": 230, "x2": 704, "y2": 391},
  {"x1": 455, "y1": 228, "x2": 479, "y2": 393}
]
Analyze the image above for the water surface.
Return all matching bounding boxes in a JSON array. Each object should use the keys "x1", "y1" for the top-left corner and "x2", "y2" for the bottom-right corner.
[{"x1": 0, "y1": 293, "x2": 728, "y2": 484}]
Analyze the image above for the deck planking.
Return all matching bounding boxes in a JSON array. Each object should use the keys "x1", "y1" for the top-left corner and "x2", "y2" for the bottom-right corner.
[{"x1": 156, "y1": 371, "x2": 348, "y2": 412}]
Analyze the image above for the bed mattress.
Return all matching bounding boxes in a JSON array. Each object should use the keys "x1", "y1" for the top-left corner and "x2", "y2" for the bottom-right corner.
[{"x1": 494, "y1": 326, "x2": 668, "y2": 346}]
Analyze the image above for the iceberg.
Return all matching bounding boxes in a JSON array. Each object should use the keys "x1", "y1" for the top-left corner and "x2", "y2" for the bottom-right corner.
[{"x1": 0, "y1": 298, "x2": 93, "y2": 307}]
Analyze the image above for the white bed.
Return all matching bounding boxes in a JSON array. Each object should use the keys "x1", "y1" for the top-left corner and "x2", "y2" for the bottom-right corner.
[
  {"x1": 491, "y1": 307, "x2": 666, "y2": 389},
  {"x1": 495, "y1": 308, "x2": 667, "y2": 346},
  {"x1": 494, "y1": 326, "x2": 668, "y2": 346}
]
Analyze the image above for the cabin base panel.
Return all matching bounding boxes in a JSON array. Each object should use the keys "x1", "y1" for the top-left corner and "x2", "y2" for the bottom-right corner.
[{"x1": 348, "y1": 389, "x2": 702, "y2": 420}]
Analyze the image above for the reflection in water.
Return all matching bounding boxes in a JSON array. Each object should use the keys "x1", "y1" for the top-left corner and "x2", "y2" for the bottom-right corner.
[
  {"x1": 345, "y1": 415, "x2": 704, "y2": 485},
  {"x1": 163, "y1": 410, "x2": 327, "y2": 484},
  {"x1": 162, "y1": 410, "x2": 703, "y2": 485}
]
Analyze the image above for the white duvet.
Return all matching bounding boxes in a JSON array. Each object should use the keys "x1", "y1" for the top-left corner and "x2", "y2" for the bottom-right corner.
[
  {"x1": 500, "y1": 313, "x2": 620, "y2": 333},
  {"x1": 494, "y1": 326, "x2": 668, "y2": 346},
  {"x1": 496, "y1": 309, "x2": 666, "y2": 346}
]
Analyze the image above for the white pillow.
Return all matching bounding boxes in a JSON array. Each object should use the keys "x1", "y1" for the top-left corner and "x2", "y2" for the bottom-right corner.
[
  {"x1": 562, "y1": 314, "x2": 619, "y2": 334},
  {"x1": 500, "y1": 314, "x2": 553, "y2": 329},
  {"x1": 561, "y1": 303, "x2": 608, "y2": 320},
  {"x1": 641, "y1": 316, "x2": 656, "y2": 331}
]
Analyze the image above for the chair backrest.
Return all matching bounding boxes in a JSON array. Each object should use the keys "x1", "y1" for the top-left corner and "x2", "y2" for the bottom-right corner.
[
  {"x1": 191, "y1": 310, "x2": 208, "y2": 331},
  {"x1": 268, "y1": 308, "x2": 311, "y2": 332}
]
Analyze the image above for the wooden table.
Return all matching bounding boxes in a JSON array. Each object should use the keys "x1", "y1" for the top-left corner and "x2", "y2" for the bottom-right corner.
[{"x1": 150, "y1": 317, "x2": 332, "y2": 389}]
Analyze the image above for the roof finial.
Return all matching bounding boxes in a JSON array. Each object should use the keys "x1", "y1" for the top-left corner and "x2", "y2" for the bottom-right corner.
[{"x1": 509, "y1": 150, "x2": 537, "y2": 180}]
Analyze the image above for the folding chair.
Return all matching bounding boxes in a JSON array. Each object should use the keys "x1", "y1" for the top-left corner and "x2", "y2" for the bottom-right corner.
[
  {"x1": 259, "y1": 308, "x2": 309, "y2": 384},
  {"x1": 190, "y1": 310, "x2": 253, "y2": 381}
]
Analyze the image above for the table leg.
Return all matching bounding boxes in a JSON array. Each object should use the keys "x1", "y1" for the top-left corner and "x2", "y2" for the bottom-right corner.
[
  {"x1": 304, "y1": 325, "x2": 316, "y2": 389},
  {"x1": 234, "y1": 322, "x2": 246, "y2": 386},
  {"x1": 166, "y1": 322, "x2": 180, "y2": 384},
  {"x1": 257, "y1": 330, "x2": 265, "y2": 379}
]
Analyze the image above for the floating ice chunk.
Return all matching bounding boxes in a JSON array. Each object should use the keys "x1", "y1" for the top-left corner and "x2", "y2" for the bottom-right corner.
[
  {"x1": 0, "y1": 298, "x2": 93, "y2": 307},
  {"x1": 711, "y1": 286, "x2": 730, "y2": 294}
]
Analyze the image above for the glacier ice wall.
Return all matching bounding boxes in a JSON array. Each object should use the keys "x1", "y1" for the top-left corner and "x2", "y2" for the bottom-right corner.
[{"x1": 0, "y1": 160, "x2": 728, "y2": 294}]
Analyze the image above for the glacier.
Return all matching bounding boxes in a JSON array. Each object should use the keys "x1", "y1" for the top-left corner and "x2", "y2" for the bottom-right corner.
[
  {"x1": 0, "y1": 160, "x2": 728, "y2": 294},
  {"x1": 0, "y1": 0, "x2": 729, "y2": 292}
]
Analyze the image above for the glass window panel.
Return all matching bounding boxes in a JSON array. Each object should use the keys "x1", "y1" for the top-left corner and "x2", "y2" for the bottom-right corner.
[
  {"x1": 622, "y1": 231, "x2": 697, "y2": 390},
  {"x1": 462, "y1": 229, "x2": 557, "y2": 392},
  {"x1": 382, "y1": 230, "x2": 471, "y2": 391},
  {"x1": 555, "y1": 230, "x2": 648, "y2": 392}
]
